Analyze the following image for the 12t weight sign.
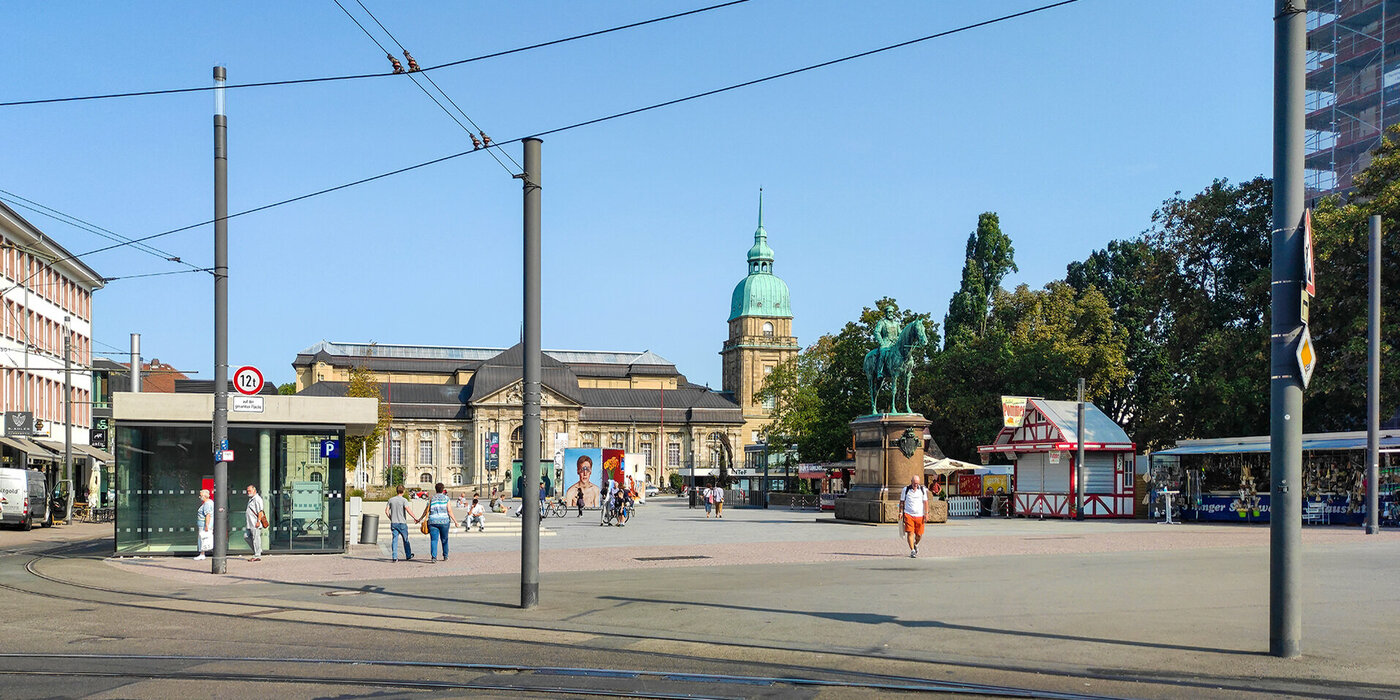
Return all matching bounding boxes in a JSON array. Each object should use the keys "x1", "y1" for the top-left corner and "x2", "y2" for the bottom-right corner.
[{"x1": 234, "y1": 366, "x2": 264, "y2": 396}]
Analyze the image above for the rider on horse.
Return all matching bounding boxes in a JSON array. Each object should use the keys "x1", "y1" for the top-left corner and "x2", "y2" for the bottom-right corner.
[{"x1": 873, "y1": 304, "x2": 900, "y2": 374}]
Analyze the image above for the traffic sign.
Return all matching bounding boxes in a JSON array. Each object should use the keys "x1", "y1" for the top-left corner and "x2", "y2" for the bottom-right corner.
[
  {"x1": 321, "y1": 439, "x2": 342, "y2": 459},
  {"x1": 234, "y1": 366, "x2": 264, "y2": 395},
  {"x1": 1303, "y1": 209, "x2": 1316, "y2": 297},
  {"x1": 1296, "y1": 327, "x2": 1317, "y2": 388},
  {"x1": 218, "y1": 449, "x2": 235, "y2": 462}
]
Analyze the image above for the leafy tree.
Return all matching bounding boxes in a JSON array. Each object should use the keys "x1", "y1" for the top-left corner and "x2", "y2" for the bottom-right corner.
[
  {"x1": 277, "y1": 382, "x2": 296, "y2": 395},
  {"x1": 1148, "y1": 177, "x2": 1273, "y2": 441},
  {"x1": 344, "y1": 364, "x2": 391, "y2": 472},
  {"x1": 944, "y1": 212, "x2": 1017, "y2": 346}
]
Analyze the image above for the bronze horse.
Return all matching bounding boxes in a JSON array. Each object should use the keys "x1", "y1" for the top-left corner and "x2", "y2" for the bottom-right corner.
[{"x1": 863, "y1": 320, "x2": 928, "y2": 415}]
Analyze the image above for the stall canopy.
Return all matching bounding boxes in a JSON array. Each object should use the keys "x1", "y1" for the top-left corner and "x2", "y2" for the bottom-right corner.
[
  {"x1": 924, "y1": 456, "x2": 981, "y2": 475},
  {"x1": 1154, "y1": 430, "x2": 1400, "y2": 456}
]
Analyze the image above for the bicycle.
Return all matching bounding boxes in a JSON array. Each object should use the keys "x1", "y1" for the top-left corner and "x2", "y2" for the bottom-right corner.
[
  {"x1": 600, "y1": 500, "x2": 618, "y2": 526},
  {"x1": 545, "y1": 499, "x2": 567, "y2": 518}
]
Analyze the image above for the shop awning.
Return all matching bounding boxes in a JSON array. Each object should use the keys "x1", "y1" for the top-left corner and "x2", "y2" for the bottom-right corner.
[
  {"x1": 0, "y1": 437, "x2": 57, "y2": 459},
  {"x1": 1154, "y1": 430, "x2": 1400, "y2": 456}
]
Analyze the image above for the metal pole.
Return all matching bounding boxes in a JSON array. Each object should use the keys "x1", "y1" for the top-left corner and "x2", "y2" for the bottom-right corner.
[
  {"x1": 1076, "y1": 378, "x2": 1085, "y2": 521},
  {"x1": 130, "y1": 333, "x2": 141, "y2": 392},
  {"x1": 1367, "y1": 215, "x2": 1382, "y2": 535},
  {"x1": 762, "y1": 445, "x2": 769, "y2": 508},
  {"x1": 211, "y1": 66, "x2": 230, "y2": 575},
  {"x1": 519, "y1": 137, "x2": 542, "y2": 608},
  {"x1": 63, "y1": 317, "x2": 72, "y2": 524},
  {"x1": 1270, "y1": 0, "x2": 1305, "y2": 659}
]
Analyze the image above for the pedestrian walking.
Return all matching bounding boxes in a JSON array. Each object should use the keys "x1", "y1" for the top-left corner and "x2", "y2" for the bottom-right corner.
[
  {"x1": 704, "y1": 484, "x2": 713, "y2": 517},
  {"x1": 713, "y1": 483, "x2": 725, "y2": 518},
  {"x1": 194, "y1": 489, "x2": 213, "y2": 560},
  {"x1": 384, "y1": 485, "x2": 415, "y2": 562},
  {"x1": 243, "y1": 484, "x2": 266, "y2": 562},
  {"x1": 426, "y1": 482, "x2": 458, "y2": 562},
  {"x1": 898, "y1": 475, "x2": 932, "y2": 558}
]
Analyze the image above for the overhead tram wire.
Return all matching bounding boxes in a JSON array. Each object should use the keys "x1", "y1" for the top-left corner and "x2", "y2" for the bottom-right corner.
[
  {"x1": 330, "y1": 0, "x2": 518, "y2": 175},
  {"x1": 21, "y1": 0, "x2": 1080, "y2": 273},
  {"x1": 0, "y1": 0, "x2": 752, "y2": 108},
  {"x1": 352, "y1": 0, "x2": 522, "y2": 172},
  {"x1": 0, "y1": 188, "x2": 208, "y2": 273}
]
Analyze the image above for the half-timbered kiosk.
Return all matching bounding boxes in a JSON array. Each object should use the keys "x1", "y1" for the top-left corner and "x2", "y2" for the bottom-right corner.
[{"x1": 977, "y1": 399, "x2": 1136, "y2": 518}]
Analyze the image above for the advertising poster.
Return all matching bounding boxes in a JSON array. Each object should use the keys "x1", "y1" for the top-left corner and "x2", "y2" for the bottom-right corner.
[
  {"x1": 1000, "y1": 397, "x2": 1028, "y2": 428},
  {"x1": 601, "y1": 449, "x2": 625, "y2": 490},
  {"x1": 510, "y1": 460, "x2": 554, "y2": 498},
  {"x1": 484, "y1": 432, "x2": 499, "y2": 471},
  {"x1": 561, "y1": 448, "x2": 602, "y2": 508},
  {"x1": 982, "y1": 474, "x2": 1010, "y2": 495},
  {"x1": 957, "y1": 473, "x2": 983, "y2": 497}
]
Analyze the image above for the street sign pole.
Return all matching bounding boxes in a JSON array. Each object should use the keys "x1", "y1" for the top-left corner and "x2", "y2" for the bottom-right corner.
[
  {"x1": 212, "y1": 66, "x2": 230, "y2": 575},
  {"x1": 1270, "y1": 0, "x2": 1305, "y2": 658},
  {"x1": 1367, "y1": 215, "x2": 1382, "y2": 535},
  {"x1": 519, "y1": 137, "x2": 542, "y2": 609}
]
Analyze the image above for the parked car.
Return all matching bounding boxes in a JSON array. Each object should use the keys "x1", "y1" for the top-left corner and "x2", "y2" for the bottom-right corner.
[
  {"x1": 0, "y1": 467, "x2": 52, "y2": 530},
  {"x1": 645, "y1": 485, "x2": 659, "y2": 497}
]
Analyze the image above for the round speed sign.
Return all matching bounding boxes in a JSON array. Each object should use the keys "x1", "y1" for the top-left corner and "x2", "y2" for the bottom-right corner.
[{"x1": 234, "y1": 366, "x2": 264, "y2": 395}]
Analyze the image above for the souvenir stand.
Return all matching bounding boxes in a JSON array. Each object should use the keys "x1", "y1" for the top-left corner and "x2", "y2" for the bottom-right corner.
[{"x1": 977, "y1": 398, "x2": 1136, "y2": 518}]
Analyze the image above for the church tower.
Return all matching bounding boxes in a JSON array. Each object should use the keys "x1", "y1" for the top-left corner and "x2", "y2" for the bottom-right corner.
[{"x1": 721, "y1": 192, "x2": 799, "y2": 450}]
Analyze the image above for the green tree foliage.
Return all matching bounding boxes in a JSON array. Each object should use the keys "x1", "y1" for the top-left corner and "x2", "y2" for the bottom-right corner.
[
  {"x1": 944, "y1": 212, "x2": 1017, "y2": 346},
  {"x1": 277, "y1": 382, "x2": 296, "y2": 395},
  {"x1": 344, "y1": 364, "x2": 391, "y2": 471},
  {"x1": 1307, "y1": 124, "x2": 1400, "y2": 430}
]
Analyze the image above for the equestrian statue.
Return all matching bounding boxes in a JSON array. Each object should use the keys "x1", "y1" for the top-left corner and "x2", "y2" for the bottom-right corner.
[{"x1": 862, "y1": 304, "x2": 929, "y2": 415}]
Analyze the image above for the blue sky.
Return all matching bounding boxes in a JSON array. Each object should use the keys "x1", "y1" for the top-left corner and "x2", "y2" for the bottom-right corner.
[{"x1": 0, "y1": 1, "x2": 1271, "y2": 388}]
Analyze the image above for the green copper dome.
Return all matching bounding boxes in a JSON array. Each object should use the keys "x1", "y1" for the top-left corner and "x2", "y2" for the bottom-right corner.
[{"x1": 729, "y1": 192, "x2": 792, "y2": 321}]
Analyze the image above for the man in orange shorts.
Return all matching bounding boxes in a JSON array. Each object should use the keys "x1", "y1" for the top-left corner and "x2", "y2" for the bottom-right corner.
[{"x1": 898, "y1": 475, "x2": 931, "y2": 558}]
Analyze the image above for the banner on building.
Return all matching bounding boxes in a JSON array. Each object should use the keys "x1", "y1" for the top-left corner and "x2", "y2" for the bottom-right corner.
[
  {"x1": 484, "y1": 432, "x2": 499, "y2": 471},
  {"x1": 1000, "y1": 397, "x2": 1028, "y2": 428}
]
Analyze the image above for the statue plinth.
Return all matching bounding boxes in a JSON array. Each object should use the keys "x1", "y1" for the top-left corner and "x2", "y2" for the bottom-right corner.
[{"x1": 836, "y1": 413, "x2": 943, "y2": 523}]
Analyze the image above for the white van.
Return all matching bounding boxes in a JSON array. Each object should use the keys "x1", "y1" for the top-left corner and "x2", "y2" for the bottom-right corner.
[{"x1": 0, "y1": 467, "x2": 52, "y2": 530}]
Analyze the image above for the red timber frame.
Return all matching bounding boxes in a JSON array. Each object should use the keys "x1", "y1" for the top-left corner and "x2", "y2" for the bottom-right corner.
[{"x1": 977, "y1": 399, "x2": 1136, "y2": 519}]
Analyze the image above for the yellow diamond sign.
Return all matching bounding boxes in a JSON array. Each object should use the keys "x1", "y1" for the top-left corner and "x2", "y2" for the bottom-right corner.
[{"x1": 1296, "y1": 327, "x2": 1317, "y2": 388}]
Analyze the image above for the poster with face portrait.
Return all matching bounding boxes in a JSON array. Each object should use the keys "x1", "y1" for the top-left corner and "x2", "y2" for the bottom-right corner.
[{"x1": 562, "y1": 448, "x2": 602, "y2": 508}]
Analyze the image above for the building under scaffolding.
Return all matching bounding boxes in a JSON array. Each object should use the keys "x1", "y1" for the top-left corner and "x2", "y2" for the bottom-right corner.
[
  {"x1": 1150, "y1": 430, "x2": 1400, "y2": 525},
  {"x1": 1306, "y1": 0, "x2": 1400, "y2": 198}
]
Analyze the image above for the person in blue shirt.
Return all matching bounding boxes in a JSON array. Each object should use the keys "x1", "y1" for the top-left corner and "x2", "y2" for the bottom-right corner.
[{"x1": 194, "y1": 489, "x2": 213, "y2": 560}]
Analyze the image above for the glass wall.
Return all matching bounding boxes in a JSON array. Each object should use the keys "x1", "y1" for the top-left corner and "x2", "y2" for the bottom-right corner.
[{"x1": 115, "y1": 423, "x2": 345, "y2": 555}]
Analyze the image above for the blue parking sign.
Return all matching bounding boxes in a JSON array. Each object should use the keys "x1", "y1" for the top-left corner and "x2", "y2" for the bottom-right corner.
[{"x1": 321, "y1": 439, "x2": 342, "y2": 459}]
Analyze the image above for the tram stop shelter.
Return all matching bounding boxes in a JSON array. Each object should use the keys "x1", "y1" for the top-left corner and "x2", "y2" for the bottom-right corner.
[
  {"x1": 111, "y1": 392, "x2": 377, "y2": 556},
  {"x1": 978, "y1": 398, "x2": 1136, "y2": 518}
]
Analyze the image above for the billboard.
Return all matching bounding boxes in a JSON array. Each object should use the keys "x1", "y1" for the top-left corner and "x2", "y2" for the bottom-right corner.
[
  {"x1": 1000, "y1": 397, "x2": 1028, "y2": 428},
  {"x1": 561, "y1": 448, "x2": 602, "y2": 508},
  {"x1": 511, "y1": 460, "x2": 554, "y2": 498}
]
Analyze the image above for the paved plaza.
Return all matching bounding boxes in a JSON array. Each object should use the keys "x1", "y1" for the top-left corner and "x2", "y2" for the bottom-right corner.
[{"x1": 2, "y1": 498, "x2": 1399, "y2": 697}]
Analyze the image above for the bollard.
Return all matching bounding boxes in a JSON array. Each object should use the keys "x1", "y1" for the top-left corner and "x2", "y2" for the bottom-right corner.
[{"x1": 359, "y1": 513, "x2": 379, "y2": 545}]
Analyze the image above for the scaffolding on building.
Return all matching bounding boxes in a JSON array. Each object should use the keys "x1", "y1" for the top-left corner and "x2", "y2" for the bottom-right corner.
[{"x1": 1306, "y1": 0, "x2": 1398, "y2": 199}]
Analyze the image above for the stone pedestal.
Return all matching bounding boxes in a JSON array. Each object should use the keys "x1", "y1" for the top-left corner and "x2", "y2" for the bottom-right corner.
[{"x1": 835, "y1": 413, "x2": 932, "y2": 523}]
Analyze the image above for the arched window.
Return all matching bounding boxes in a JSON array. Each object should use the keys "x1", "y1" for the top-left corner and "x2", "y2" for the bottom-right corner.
[
  {"x1": 451, "y1": 472, "x2": 463, "y2": 485},
  {"x1": 310, "y1": 472, "x2": 323, "y2": 482},
  {"x1": 609, "y1": 432, "x2": 626, "y2": 450},
  {"x1": 511, "y1": 425, "x2": 545, "y2": 461},
  {"x1": 419, "y1": 472, "x2": 434, "y2": 484},
  {"x1": 707, "y1": 432, "x2": 724, "y2": 468},
  {"x1": 762, "y1": 322, "x2": 774, "y2": 337}
]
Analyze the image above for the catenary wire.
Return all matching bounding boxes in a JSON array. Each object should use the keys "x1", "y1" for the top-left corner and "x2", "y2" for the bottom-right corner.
[
  {"x1": 0, "y1": 1, "x2": 752, "y2": 108},
  {"x1": 353, "y1": 0, "x2": 523, "y2": 171},
  {"x1": 330, "y1": 0, "x2": 518, "y2": 175},
  {"x1": 30, "y1": 0, "x2": 1080, "y2": 271},
  {"x1": 0, "y1": 189, "x2": 206, "y2": 271}
]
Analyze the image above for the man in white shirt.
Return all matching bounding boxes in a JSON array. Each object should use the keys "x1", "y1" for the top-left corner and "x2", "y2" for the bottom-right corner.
[
  {"x1": 466, "y1": 496, "x2": 485, "y2": 532},
  {"x1": 898, "y1": 475, "x2": 931, "y2": 558}
]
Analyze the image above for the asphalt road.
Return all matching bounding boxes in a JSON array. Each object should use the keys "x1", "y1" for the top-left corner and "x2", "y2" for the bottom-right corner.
[{"x1": 2, "y1": 508, "x2": 1398, "y2": 699}]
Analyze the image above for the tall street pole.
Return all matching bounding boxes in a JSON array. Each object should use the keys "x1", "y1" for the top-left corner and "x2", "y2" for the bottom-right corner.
[
  {"x1": 63, "y1": 316, "x2": 72, "y2": 524},
  {"x1": 1076, "y1": 378, "x2": 1086, "y2": 520},
  {"x1": 519, "y1": 137, "x2": 542, "y2": 608},
  {"x1": 1270, "y1": 0, "x2": 1305, "y2": 659},
  {"x1": 130, "y1": 333, "x2": 141, "y2": 392},
  {"x1": 212, "y1": 66, "x2": 230, "y2": 575},
  {"x1": 1367, "y1": 215, "x2": 1382, "y2": 535}
]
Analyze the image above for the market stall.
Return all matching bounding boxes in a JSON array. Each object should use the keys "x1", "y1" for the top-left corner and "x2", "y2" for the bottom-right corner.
[
  {"x1": 978, "y1": 397, "x2": 1136, "y2": 518},
  {"x1": 1150, "y1": 431, "x2": 1400, "y2": 525}
]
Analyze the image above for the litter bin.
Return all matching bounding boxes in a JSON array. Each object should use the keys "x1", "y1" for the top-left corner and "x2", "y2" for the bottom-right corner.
[{"x1": 359, "y1": 513, "x2": 379, "y2": 544}]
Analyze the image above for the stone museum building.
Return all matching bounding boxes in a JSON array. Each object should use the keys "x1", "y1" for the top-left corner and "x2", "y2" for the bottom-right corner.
[{"x1": 296, "y1": 202, "x2": 797, "y2": 491}]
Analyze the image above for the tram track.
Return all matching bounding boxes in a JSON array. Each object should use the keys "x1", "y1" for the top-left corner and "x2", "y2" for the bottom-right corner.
[{"x1": 2, "y1": 542, "x2": 1385, "y2": 699}]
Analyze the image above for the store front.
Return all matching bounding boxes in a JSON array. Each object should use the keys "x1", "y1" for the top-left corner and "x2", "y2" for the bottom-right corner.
[{"x1": 113, "y1": 392, "x2": 376, "y2": 556}]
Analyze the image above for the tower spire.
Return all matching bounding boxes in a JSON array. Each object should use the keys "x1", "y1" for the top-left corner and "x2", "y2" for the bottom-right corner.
[{"x1": 758, "y1": 187, "x2": 764, "y2": 230}]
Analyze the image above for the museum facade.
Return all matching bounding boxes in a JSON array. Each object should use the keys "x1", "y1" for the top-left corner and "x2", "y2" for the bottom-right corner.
[{"x1": 295, "y1": 201, "x2": 797, "y2": 492}]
